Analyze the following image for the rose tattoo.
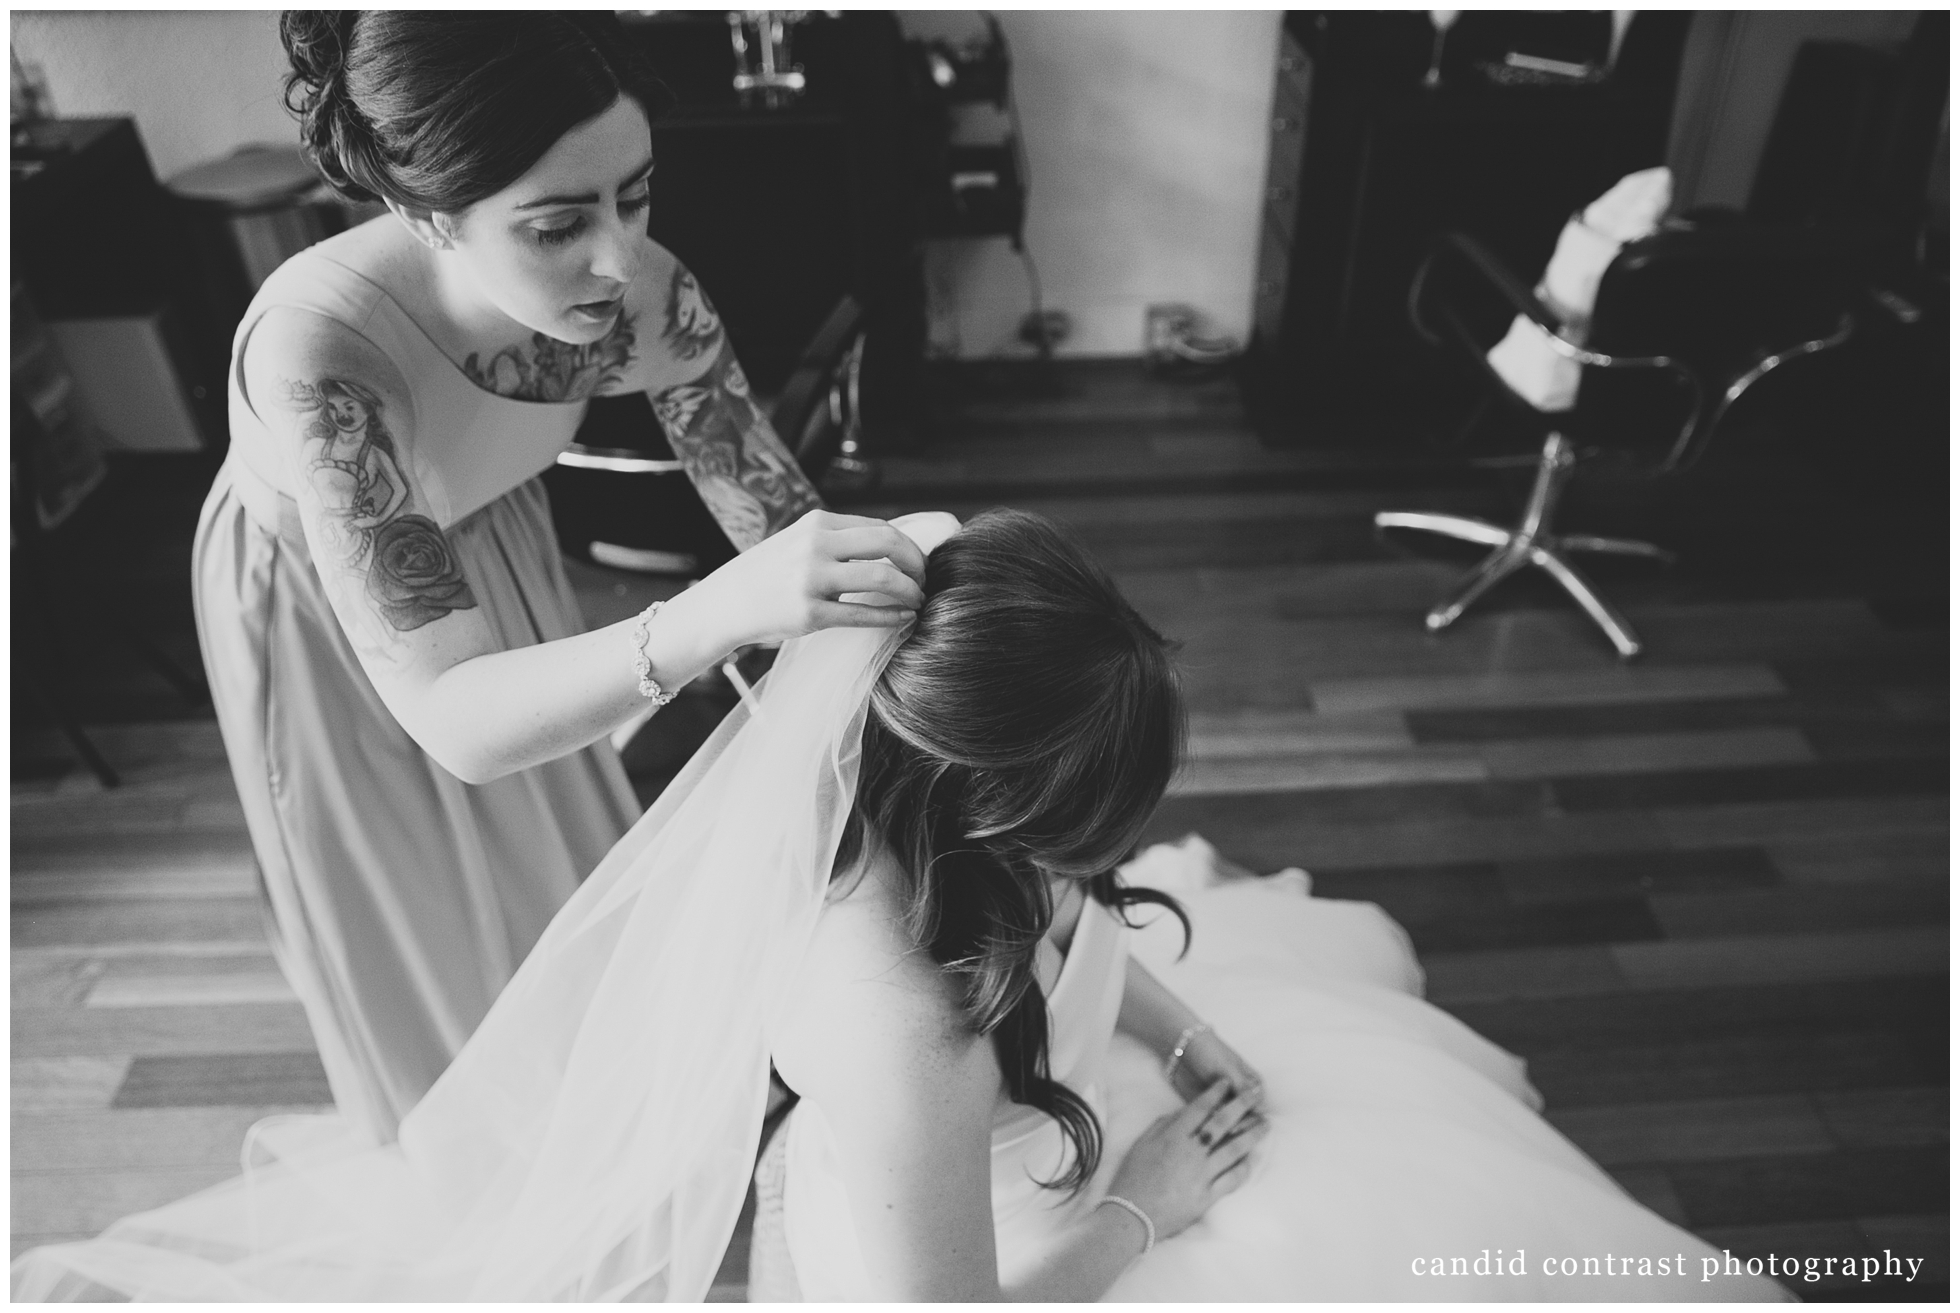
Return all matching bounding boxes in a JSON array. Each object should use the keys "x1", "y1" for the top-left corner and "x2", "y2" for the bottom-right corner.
[
  {"x1": 367, "y1": 516, "x2": 476, "y2": 630},
  {"x1": 280, "y1": 375, "x2": 479, "y2": 636}
]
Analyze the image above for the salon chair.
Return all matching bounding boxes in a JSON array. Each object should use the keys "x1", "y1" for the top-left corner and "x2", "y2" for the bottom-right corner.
[
  {"x1": 543, "y1": 294, "x2": 868, "y2": 577},
  {"x1": 1374, "y1": 21, "x2": 1945, "y2": 659}
]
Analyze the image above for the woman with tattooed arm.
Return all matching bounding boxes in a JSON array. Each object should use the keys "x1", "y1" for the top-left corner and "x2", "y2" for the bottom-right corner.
[{"x1": 193, "y1": 11, "x2": 926, "y2": 1142}]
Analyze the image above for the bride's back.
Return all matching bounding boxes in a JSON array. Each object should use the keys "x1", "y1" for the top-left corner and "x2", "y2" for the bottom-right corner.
[
  {"x1": 766, "y1": 508, "x2": 1186, "y2": 1294},
  {"x1": 773, "y1": 840, "x2": 983, "y2": 1094}
]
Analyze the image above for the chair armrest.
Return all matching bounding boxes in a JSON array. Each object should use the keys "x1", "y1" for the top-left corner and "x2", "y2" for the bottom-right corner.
[
  {"x1": 770, "y1": 295, "x2": 866, "y2": 480},
  {"x1": 1413, "y1": 231, "x2": 1703, "y2": 383},
  {"x1": 1411, "y1": 230, "x2": 1710, "y2": 472},
  {"x1": 1596, "y1": 218, "x2": 1875, "y2": 469},
  {"x1": 1408, "y1": 232, "x2": 1565, "y2": 347},
  {"x1": 555, "y1": 446, "x2": 684, "y2": 474}
]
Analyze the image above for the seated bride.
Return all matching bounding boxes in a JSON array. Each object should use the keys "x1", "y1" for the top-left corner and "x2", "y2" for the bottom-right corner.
[
  {"x1": 757, "y1": 509, "x2": 1788, "y2": 1302},
  {"x1": 14, "y1": 510, "x2": 1789, "y2": 1302}
]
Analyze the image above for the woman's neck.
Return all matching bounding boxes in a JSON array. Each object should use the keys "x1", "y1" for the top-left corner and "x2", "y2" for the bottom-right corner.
[
  {"x1": 423, "y1": 244, "x2": 530, "y2": 347},
  {"x1": 359, "y1": 218, "x2": 529, "y2": 357}
]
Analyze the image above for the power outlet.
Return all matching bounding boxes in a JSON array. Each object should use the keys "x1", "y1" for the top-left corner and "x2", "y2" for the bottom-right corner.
[
  {"x1": 1145, "y1": 303, "x2": 1239, "y2": 366},
  {"x1": 1145, "y1": 303, "x2": 1196, "y2": 361}
]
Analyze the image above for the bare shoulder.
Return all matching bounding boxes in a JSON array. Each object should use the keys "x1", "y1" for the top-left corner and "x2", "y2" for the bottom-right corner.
[
  {"x1": 242, "y1": 307, "x2": 418, "y2": 445},
  {"x1": 774, "y1": 846, "x2": 993, "y2": 1102},
  {"x1": 237, "y1": 298, "x2": 488, "y2": 677},
  {"x1": 604, "y1": 235, "x2": 727, "y2": 395}
]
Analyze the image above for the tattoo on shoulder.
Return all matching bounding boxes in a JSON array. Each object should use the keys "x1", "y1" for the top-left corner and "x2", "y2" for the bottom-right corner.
[
  {"x1": 277, "y1": 377, "x2": 477, "y2": 633},
  {"x1": 461, "y1": 314, "x2": 636, "y2": 402},
  {"x1": 663, "y1": 267, "x2": 722, "y2": 363}
]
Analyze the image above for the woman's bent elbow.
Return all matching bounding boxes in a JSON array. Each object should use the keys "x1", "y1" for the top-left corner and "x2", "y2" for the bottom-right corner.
[
  {"x1": 443, "y1": 758, "x2": 507, "y2": 787},
  {"x1": 408, "y1": 731, "x2": 508, "y2": 786},
  {"x1": 434, "y1": 749, "x2": 503, "y2": 786},
  {"x1": 386, "y1": 693, "x2": 515, "y2": 785}
]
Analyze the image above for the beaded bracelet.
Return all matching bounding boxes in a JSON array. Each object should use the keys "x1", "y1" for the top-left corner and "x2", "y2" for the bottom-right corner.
[
  {"x1": 1163, "y1": 1021, "x2": 1213, "y2": 1084},
  {"x1": 629, "y1": 600, "x2": 679, "y2": 708},
  {"x1": 1097, "y1": 1194, "x2": 1156, "y2": 1254}
]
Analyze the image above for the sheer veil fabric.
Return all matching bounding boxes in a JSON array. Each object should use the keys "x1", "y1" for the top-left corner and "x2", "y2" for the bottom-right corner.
[{"x1": 13, "y1": 513, "x2": 962, "y2": 1302}]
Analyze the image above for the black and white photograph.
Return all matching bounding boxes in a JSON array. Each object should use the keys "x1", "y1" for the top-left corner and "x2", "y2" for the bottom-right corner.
[{"x1": 9, "y1": 6, "x2": 1947, "y2": 1301}]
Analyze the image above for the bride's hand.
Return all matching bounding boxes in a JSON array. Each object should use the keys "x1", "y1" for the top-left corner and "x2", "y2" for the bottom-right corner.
[
  {"x1": 1106, "y1": 1079, "x2": 1267, "y2": 1246},
  {"x1": 693, "y1": 509, "x2": 928, "y2": 649},
  {"x1": 1172, "y1": 1029, "x2": 1265, "y2": 1112}
]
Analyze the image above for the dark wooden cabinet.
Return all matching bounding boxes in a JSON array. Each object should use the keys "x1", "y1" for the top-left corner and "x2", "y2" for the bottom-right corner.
[
  {"x1": 1244, "y1": 11, "x2": 1691, "y2": 445},
  {"x1": 625, "y1": 13, "x2": 934, "y2": 449},
  {"x1": 12, "y1": 118, "x2": 227, "y2": 443}
]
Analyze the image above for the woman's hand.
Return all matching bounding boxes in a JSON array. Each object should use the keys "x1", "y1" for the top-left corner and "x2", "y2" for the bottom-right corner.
[
  {"x1": 1171, "y1": 1028, "x2": 1265, "y2": 1113},
  {"x1": 1116, "y1": 960, "x2": 1267, "y2": 1116},
  {"x1": 1105, "y1": 1079, "x2": 1267, "y2": 1246},
  {"x1": 690, "y1": 509, "x2": 929, "y2": 651}
]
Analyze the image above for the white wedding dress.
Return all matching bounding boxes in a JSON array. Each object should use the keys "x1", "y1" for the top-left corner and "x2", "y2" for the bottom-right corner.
[
  {"x1": 11, "y1": 506, "x2": 1792, "y2": 1301},
  {"x1": 779, "y1": 835, "x2": 1792, "y2": 1302}
]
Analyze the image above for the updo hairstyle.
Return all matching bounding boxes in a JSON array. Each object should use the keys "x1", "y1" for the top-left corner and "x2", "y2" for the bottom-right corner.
[
  {"x1": 280, "y1": 11, "x2": 671, "y2": 214},
  {"x1": 836, "y1": 507, "x2": 1190, "y2": 1193}
]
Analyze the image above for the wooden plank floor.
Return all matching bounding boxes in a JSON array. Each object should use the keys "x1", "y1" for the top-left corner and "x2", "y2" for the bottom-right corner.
[{"x1": 13, "y1": 360, "x2": 1946, "y2": 1300}]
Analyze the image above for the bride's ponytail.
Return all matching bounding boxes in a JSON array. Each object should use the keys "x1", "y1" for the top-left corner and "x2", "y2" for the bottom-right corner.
[{"x1": 836, "y1": 508, "x2": 1186, "y2": 1194}]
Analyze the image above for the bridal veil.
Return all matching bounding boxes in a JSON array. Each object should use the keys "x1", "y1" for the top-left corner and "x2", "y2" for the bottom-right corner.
[{"x1": 13, "y1": 513, "x2": 961, "y2": 1301}]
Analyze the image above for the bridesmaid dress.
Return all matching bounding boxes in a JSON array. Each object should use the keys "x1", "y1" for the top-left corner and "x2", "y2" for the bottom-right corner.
[
  {"x1": 193, "y1": 234, "x2": 642, "y2": 1142},
  {"x1": 768, "y1": 836, "x2": 1795, "y2": 1302}
]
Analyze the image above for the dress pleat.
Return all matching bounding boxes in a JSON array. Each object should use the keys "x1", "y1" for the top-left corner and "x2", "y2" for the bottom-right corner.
[{"x1": 192, "y1": 239, "x2": 644, "y2": 1142}]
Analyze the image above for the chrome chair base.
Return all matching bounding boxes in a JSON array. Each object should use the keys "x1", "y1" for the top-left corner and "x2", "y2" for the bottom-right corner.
[{"x1": 1375, "y1": 433, "x2": 1674, "y2": 660}]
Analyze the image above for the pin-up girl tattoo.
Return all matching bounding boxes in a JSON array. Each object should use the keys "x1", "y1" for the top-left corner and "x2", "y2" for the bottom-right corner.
[{"x1": 280, "y1": 378, "x2": 478, "y2": 634}]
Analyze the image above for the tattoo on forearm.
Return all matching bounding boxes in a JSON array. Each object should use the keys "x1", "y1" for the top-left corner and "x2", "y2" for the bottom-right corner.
[
  {"x1": 278, "y1": 378, "x2": 477, "y2": 633},
  {"x1": 651, "y1": 345, "x2": 824, "y2": 551},
  {"x1": 663, "y1": 267, "x2": 721, "y2": 362},
  {"x1": 462, "y1": 314, "x2": 636, "y2": 402}
]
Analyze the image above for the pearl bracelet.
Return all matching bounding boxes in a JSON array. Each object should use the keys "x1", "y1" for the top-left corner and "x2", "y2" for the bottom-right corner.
[
  {"x1": 1097, "y1": 1194, "x2": 1155, "y2": 1254},
  {"x1": 629, "y1": 600, "x2": 679, "y2": 708},
  {"x1": 1163, "y1": 1021, "x2": 1212, "y2": 1084}
]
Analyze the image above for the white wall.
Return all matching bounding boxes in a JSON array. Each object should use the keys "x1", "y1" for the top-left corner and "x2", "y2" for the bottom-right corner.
[
  {"x1": 12, "y1": 9, "x2": 1279, "y2": 360},
  {"x1": 11, "y1": 10, "x2": 294, "y2": 181},
  {"x1": 904, "y1": 11, "x2": 1280, "y2": 358}
]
